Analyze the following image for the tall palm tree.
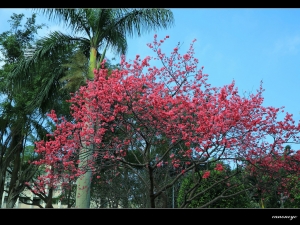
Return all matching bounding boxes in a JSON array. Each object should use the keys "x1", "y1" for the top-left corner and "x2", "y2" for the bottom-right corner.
[
  {"x1": 9, "y1": 8, "x2": 174, "y2": 208},
  {"x1": 11, "y1": 9, "x2": 174, "y2": 84},
  {"x1": 40, "y1": 9, "x2": 173, "y2": 78}
]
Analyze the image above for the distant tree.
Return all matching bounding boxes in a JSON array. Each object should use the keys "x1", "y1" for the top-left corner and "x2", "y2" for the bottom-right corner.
[
  {"x1": 245, "y1": 145, "x2": 300, "y2": 208},
  {"x1": 177, "y1": 161, "x2": 253, "y2": 208},
  {"x1": 0, "y1": 13, "x2": 47, "y2": 208},
  {"x1": 0, "y1": 12, "x2": 72, "y2": 208}
]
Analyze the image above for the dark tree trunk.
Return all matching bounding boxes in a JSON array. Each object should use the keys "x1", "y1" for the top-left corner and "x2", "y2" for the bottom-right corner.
[
  {"x1": 45, "y1": 187, "x2": 54, "y2": 208},
  {"x1": 6, "y1": 132, "x2": 23, "y2": 208},
  {"x1": 149, "y1": 164, "x2": 156, "y2": 208},
  {"x1": 122, "y1": 167, "x2": 129, "y2": 208}
]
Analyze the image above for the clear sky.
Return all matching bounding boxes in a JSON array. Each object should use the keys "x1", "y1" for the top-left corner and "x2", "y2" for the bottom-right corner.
[{"x1": 1, "y1": 8, "x2": 300, "y2": 130}]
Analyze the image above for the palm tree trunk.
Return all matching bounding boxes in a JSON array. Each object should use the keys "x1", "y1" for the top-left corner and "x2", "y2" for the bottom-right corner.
[
  {"x1": 75, "y1": 159, "x2": 92, "y2": 208},
  {"x1": 6, "y1": 132, "x2": 23, "y2": 208},
  {"x1": 75, "y1": 46, "x2": 98, "y2": 208},
  {"x1": 88, "y1": 47, "x2": 98, "y2": 80}
]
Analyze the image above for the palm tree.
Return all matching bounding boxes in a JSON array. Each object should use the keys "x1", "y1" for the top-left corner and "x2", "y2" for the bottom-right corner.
[
  {"x1": 9, "y1": 8, "x2": 174, "y2": 208},
  {"x1": 11, "y1": 9, "x2": 174, "y2": 84},
  {"x1": 40, "y1": 9, "x2": 173, "y2": 78}
]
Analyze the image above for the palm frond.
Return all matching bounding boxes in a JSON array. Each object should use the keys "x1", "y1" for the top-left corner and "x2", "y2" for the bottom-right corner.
[
  {"x1": 113, "y1": 8, "x2": 174, "y2": 38},
  {"x1": 8, "y1": 30, "x2": 91, "y2": 114},
  {"x1": 60, "y1": 50, "x2": 89, "y2": 92},
  {"x1": 28, "y1": 118, "x2": 49, "y2": 141},
  {"x1": 9, "y1": 31, "x2": 89, "y2": 91},
  {"x1": 76, "y1": 39, "x2": 92, "y2": 59},
  {"x1": 92, "y1": 25, "x2": 127, "y2": 56},
  {"x1": 33, "y1": 9, "x2": 90, "y2": 36},
  {"x1": 103, "y1": 28, "x2": 127, "y2": 55}
]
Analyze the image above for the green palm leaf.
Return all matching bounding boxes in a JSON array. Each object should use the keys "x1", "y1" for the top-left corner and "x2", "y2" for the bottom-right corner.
[{"x1": 113, "y1": 8, "x2": 174, "y2": 37}]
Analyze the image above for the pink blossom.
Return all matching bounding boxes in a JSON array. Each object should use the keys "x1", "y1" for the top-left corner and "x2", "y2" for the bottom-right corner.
[{"x1": 202, "y1": 171, "x2": 210, "y2": 179}]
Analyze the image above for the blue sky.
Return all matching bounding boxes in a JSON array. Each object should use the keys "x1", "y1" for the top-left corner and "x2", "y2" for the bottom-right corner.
[{"x1": 1, "y1": 8, "x2": 300, "y2": 129}]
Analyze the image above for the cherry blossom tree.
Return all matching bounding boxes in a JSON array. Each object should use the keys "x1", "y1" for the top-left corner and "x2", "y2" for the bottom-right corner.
[{"x1": 32, "y1": 35, "x2": 300, "y2": 208}]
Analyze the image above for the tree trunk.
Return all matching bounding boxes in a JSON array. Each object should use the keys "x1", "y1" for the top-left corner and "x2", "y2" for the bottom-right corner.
[
  {"x1": 0, "y1": 170, "x2": 7, "y2": 208},
  {"x1": 45, "y1": 187, "x2": 54, "y2": 208},
  {"x1": 67, "y1": 186, "x2": 74, "y2": 208},
  {"x1": 159, "y1": 191, "x2": 168, "y2": 208},
  {"x1": 153, "y1": 179, "x2": 168, "y2": 208},
  {"x1": 75, "y1": 46, "x2": 98, "y2": 208},
  {"x1": 0, "y1": 105, "x2": 10, "y2": 208},
  {"x1": 6, "y1": 133, "x2": 23, "y2": 208},
  {"x1": 122, "y1": 167, "x2": 129, "y2": 208},
  {"x1": 75, "y1": 150, "x2": 93, "y2": 208},
  {"x1": 6, "y1": 196, "x2": 17, "y2": 208},
  {"x1": 88, "y1": 47, "x2": 97, "y2": 80},
  {"x1": 148, "y1": 165, "x2": 156, "y2": 208}
]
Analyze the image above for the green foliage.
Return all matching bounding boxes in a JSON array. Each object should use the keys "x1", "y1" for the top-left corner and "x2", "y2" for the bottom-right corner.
[
  {"x1": 0, "y1": 12, "x2": 66, "y2": 208},
  {"x1": 244, "y1": 145, "x2": 300, "y2": 208},
  {"x1": 60, "y1": 50, "x2": 89, "y2": 93},
  {"x1": 177, "y1": 162, "x2": 253, "y2": 208},
  {"x1": 0, "y1": 13, "x2": 45, "y2": 64},
  {"x1": 250, "y1": 174, "x2": 300, "y2": 208},
  {"x1": 34, "y1": 8, "x2": 174, "y2": 54}
]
